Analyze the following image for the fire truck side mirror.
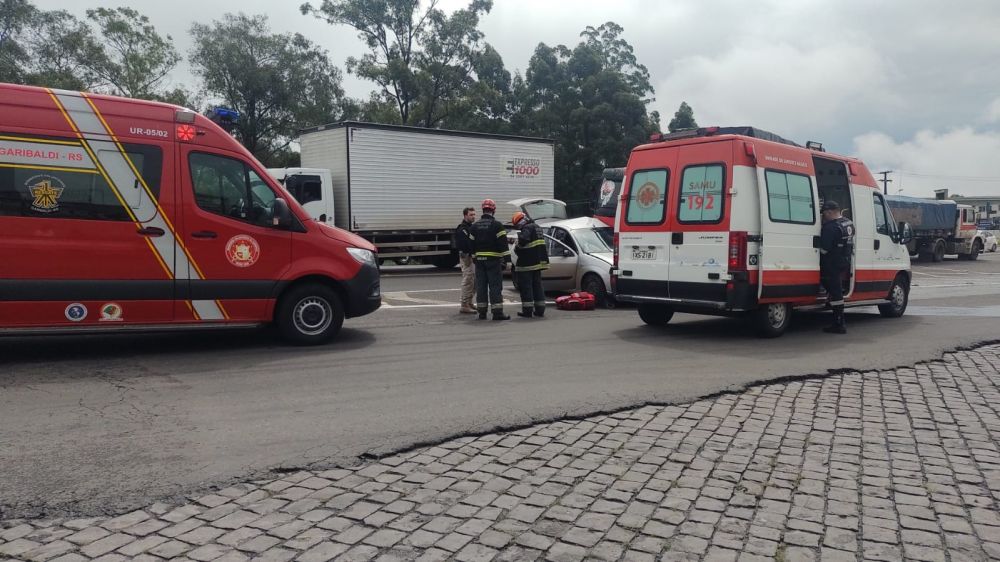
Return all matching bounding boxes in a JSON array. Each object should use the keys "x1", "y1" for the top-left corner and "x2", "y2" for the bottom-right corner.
[{"x1": 272, "y1": 198, "x2": 292, "y2": 229}]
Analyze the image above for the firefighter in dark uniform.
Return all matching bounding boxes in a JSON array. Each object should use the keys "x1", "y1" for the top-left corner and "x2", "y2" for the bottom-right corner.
[
  {"x1": 819, "y1": 200, "x2": 855, "y2": 334},
  {"x1": 470, "y1": 199, "x2": 510, "y2": 320},
  {"x1": 512, "y1": 211, "x2": 549, "y2": 318}
]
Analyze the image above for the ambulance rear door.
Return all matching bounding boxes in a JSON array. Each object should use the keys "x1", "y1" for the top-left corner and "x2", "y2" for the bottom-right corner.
[
  {"x1": 616, "y1": 148, "x2": 677, "y2": 298},
  {"x1": 666, "y1": 141, "x2": 731, "y2": 303}
]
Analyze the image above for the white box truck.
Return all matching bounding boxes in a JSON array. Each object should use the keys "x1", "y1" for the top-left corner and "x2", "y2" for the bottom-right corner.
[{"x1": 281, "y1": 122, "x2": 555, "y2": 267}]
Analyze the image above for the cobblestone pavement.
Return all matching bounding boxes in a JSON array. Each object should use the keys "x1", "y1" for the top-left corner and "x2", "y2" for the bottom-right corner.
[{"x1": 3, "y1": 345, "x2": 1000, "y2": 562}]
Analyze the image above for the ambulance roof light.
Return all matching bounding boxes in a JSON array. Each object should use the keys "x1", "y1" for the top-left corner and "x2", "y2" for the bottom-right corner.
[
  {"x1": 206, "y1": 107, "x2": 239, "y2": 133},
  {"x1": 806, "y1": 140, "x2": 825, "y2": 152},
  {"x1": 175, "y1": 110, "x2": 196, "y2": 123}
]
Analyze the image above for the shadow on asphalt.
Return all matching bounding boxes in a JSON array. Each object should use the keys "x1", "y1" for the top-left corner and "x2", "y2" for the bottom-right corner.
[
  {"x1": 0, "y1": 327, "x2": 377, "y2": 365},
  {"x1": 612, "y1": 309, "x2": 900, "y2": 346}
]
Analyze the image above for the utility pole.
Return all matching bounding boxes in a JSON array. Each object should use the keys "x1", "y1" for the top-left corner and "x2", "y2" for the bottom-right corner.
[{"x1": 877, "y1": 170, "x2": 893, "y2": 193}]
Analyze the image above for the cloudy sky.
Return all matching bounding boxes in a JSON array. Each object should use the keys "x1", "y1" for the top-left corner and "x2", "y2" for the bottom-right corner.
[{"x1": 38, "y1": 0, "x2": 1000, "y2": 197}]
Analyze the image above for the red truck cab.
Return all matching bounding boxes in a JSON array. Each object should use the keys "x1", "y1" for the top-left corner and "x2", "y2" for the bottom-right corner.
[{"x1": 0, "y1": 83, "x2": 380, "y2": 344}]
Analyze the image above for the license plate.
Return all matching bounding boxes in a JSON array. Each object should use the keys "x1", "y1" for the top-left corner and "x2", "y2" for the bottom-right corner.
[{"x1": 632, "y1": 247, "x2": 656, "y2": 260}]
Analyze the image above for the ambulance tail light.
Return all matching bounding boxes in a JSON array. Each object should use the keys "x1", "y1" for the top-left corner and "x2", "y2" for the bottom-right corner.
[
  {"x1": 729, "y1": 231, "x2": 748, "y2": 272},
  {"x1": 743, "y1": 142, "x2": 757, "y2": 164},
  {"x1": 612, "y1": 231, "x2": 619, "y2": 268}
]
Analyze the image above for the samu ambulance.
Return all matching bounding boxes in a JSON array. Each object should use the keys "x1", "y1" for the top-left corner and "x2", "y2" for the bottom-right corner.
[
  {"x1": 0, "y1": 83, "x2": 380, "y2": 344},
  {"x1": 612, "y1": 126, "x2": 913, "y2": 337}
]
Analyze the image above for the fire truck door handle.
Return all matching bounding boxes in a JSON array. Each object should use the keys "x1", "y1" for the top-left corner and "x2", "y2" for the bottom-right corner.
[
  {"x1": 137, "y1": 226, "x2": 165, "y2": 237},
  {"x1": 191, "y1": 230, "x2": 218, "y2": 239}
]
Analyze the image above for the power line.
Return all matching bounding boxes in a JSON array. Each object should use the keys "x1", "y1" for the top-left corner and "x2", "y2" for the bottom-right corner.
[{"x1": 896, "y1": 170, "x2": 1000, "y2": 181}]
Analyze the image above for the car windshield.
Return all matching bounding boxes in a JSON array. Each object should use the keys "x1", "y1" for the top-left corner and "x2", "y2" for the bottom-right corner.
[{"x1": 574, "y1": 226, "x2": 613, "y2": 254}]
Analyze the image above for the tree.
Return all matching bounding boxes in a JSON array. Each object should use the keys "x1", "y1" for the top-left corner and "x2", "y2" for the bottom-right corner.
[
  {"x1": 668, "y1": 101, "x2": 698, "y2": 132},
  {"x1": 190, "y1": 13, "x2": 348, "y2": 165},
  {"x1": 301, "y1": 0, "x2": 494, "y2": 128},
  {"x1": 22, "y1": 9, "x2": 103, "y2": 90},
  {"x1": 514, "y1": 23, "x2": 660, "y2": 212},
  {"x1": 0, "y1": 0, "x2": 37, "y2": 83},
  {"x1": 85, "y1": 7, "x2": 181, "y2": 99}
]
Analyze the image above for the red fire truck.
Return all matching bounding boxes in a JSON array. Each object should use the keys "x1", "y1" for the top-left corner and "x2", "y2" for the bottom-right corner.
[{"x1": 0, "y1": 83, "x2": 380, "y2": 344}]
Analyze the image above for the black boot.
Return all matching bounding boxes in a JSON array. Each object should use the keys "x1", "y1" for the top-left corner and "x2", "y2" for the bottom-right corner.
[
  {"x1": 477, "y1": 306, "x2": 487, "y2": 320},
  {"x1": 493, "y1": 311, "x2": 511, "y2": 321},
  {"x1": 823, "y1": 307, "x2": 847, "y2": 334},
  {"x1": 517, "y1": 308, "x2": 533, "y2": 318},
  {"x1": 534, "y1": 307, "x2": 545, "y2": 318}
]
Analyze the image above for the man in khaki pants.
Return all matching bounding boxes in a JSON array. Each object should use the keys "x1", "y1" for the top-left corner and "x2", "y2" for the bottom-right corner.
[{"x1": 455, "y1": 207, "x2": 477, "y2": 313}]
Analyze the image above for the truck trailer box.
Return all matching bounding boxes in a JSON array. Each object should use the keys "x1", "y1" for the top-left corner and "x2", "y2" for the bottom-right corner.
[
  {"x1": 885, "y1": 195, "x2": 956, "y2": 232},
  {"x1": 299, "y1": 122, "x2": 555, "y2": 232}
]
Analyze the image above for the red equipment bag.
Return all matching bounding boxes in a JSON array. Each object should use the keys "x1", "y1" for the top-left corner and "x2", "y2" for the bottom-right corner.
[{"x1": 555, "y1": 292, "x2": 596, "y2": 311}]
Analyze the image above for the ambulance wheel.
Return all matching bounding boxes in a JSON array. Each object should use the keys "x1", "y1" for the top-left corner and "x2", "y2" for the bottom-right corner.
[
  {"x1": 431, "y1": 253, "x2": 459, "y2": 269},
  {"x1": 276, "y1": 283, "x2": 344, "y2": 345},
  {"x1": 753, "y1": 303, "x2": 791, "y2": 338},
  {"x1": 638, "y1": 304, "x2": 674, "y2": 326},
  {"x1": 878, "y1": 275, "x2": 909, "y2": 318},
  {"x1": 582, "y1": 274, "x2": 610, "y2": 308}
]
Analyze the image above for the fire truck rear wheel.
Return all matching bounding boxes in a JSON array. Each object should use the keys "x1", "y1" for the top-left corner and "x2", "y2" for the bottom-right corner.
[
  {"x1": 638, "y1": 303, "x2": 674, "y2": 326},
  {"x1": 276, "y1": 283, "x2": 344, "y2": 345},
  {"x1": 753, "y1": 302, "x2": 791, "y2": 338}
]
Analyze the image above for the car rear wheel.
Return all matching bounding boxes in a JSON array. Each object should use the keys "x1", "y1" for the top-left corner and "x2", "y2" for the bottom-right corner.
[
  {"x1": 276, "y1": 283, "x2": 344, "y2": 345},
  {"x1": 582, "y1": 274, "x2": 612, "y2": 308},
  {"x1": 638, "y1": 303, "x2": 674, "y2": 326},
  {"x1": 753, "y1": 303, "x2": 791, "y2": 338},
  {"x1": 878, "y1": 275, "x2": 909, "y2": 318},
  {"x1": 990, "y1": 242, "x2": 998, "y2": 252}
]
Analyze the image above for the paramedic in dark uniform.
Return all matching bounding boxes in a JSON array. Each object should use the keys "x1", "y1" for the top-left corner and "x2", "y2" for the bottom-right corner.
[
  {"x1": 512, "y1": 211, "x2": 549, "y2": 318},
  {"x1": 470, "y1": 199, "x2": 510, "y2": 320},
  {"x1": 819, "y1": 200, "x2": 855, "y2": 334}
]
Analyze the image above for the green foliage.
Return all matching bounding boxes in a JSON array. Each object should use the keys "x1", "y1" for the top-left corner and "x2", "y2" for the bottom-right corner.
[
  {"x1": 190, "y1": 13, "x2": 348, "y2": 165},
  {"x1": 668, "y1": 101, "x2": 698, "y2": 132},
  {"x1": 514, "y1": 22, "x2": 660, "y2": 210},
  {"x1": 85, "y1": 7, "x2": 181, "y2": 99},
  {"x1": 302, "y1": 0, "x2": 494, "y2": 128},
  {"x1": 0, "y1": 0, "x2": 37, "y2": 83}
]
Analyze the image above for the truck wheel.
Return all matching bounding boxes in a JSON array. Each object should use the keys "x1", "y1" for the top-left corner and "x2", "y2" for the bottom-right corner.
[
  {"x1": 968, "y1": 240, "x2": 982, "y2": 261},
  {"x1": 276, "y1": 283, "x2": 344, "y2": 345},
  {"x1": 878, "y1": 275, "x2": 909, "y2": 318},
  {"x1": 932, "y1": 240, "x2": 945, "y2": 262},
  {"x1": 753, "y1": 303, "x2": 791, "y2": 338},
  {"x1": 582, "y1": 274, "x2": 610, "y2": 308},
  {"x1": 638, "y1": 303, "x2": 674, "y2": 326}
]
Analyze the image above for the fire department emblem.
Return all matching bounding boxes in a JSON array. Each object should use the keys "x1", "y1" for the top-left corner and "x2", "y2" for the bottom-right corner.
[
  {"x1": 100, "y1": 303, "x2": 123, "y2": 322},
  {"x1": 636, "y1": 181, "x2": 660, "y2": 209},
  {"x1": 27, "y1": 175, "x2": 65, "y2": 213},
  {"x1": 65, "y1": 303, "x2": 87, "y2": 322},
  {"x1": 226, "y1": 235, "x2": 261, "y2": 268}
]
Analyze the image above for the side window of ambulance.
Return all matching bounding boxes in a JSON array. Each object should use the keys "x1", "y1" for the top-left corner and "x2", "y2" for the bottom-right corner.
[
  {"x1": 0, "y1": 136, "x2": 160, "y2": 222},
  {"x1": 190, "y1": 153, "x2": 278, "y2": 228},
  {"x1": 625, "y1": 169, "x2": 668, "y2": 225},
  {"x1": 678, "y1": 164, "x2": 724, "y2": 224},
  {"x1": 873, "y1": 193, "x2": 890, "y2": 235},
  {"x1": 765, "y1": 170, "x2": 814, "y2": 224}
]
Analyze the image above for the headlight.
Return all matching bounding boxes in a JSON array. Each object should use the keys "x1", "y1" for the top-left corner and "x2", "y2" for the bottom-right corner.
[{"x1": 347, "y1": 247, "x2": 377, "y2": 267}]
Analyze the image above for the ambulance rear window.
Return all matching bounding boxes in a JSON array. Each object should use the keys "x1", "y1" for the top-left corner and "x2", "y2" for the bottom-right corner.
[
  {"x1": 678, "y1": 164, "x2": 724, "y2": 224},
  {"x1": 625, "y1": 169, "x2": 668, "y2": 225}
]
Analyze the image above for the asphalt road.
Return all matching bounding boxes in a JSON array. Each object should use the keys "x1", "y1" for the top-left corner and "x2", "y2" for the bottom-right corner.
[{"x1": 3, "y1": 254, "x2": 1000, "y2": 519}]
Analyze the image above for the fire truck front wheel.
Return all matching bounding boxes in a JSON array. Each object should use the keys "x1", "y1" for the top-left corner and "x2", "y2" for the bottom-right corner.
[
  {"x1": 276, "y1": 283, "x2": 345, "y2": 345},
  {"x1": 753, "y1": 302, "x2": 791, "y2": 338},
  {"x1": 638, "y1": 303, "x2": 674, "y2": 326}
]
